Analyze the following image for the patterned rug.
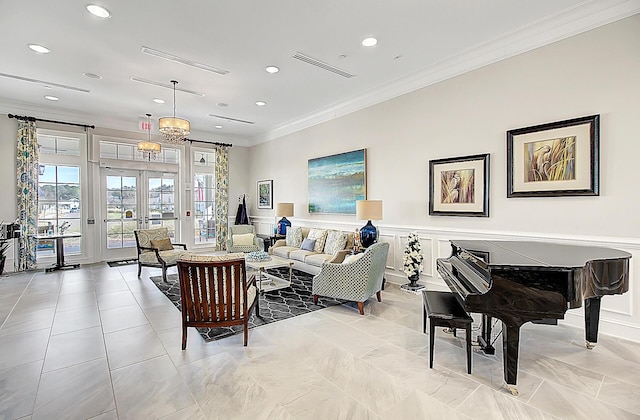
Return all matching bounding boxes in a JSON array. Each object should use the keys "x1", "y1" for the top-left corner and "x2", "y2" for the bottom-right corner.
[{"x1": 149, "y1": 268, "x2": 345, "y2": 342}]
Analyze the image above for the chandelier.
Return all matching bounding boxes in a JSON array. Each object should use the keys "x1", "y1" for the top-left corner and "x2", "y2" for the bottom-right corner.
[
  {"x1": 138, "y1": 113, "x2": 161, "y2": 160},
  {"x1": 158, "y1": 80, "x2": 190, "y2": 144}
]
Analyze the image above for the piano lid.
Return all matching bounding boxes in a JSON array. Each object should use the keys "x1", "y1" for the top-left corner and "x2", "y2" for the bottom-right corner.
[{"x1": 451, "y1": 240, "x2": 631, "y2": 269}]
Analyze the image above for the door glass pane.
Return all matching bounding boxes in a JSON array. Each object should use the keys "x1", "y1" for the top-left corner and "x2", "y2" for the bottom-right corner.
[
  {"x1": 106, "y1": 175, "x2": 137, "y2": 249},
  {"x1": 148, "y1": 175, "x2": 176, "y2": 236}
]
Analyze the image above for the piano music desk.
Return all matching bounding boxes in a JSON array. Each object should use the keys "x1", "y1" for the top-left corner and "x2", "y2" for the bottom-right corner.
[{"x1": 422, "y1": 290, "x2": 473, "y2": 374}]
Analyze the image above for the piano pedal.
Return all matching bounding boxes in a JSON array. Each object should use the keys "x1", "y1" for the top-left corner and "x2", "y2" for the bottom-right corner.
[{"x1": 506, "y1": 385, "x2": 519, "y2": 396}]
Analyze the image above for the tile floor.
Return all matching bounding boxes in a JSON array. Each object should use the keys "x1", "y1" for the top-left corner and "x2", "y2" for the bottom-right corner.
[{"x1": 1, "y1": 263, "x2": 640, "y2": 419}]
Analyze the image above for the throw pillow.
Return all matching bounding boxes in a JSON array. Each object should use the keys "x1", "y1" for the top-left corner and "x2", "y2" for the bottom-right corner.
[
  {"x1": 150, "y1": 238, "x2": 174, "y2": 251},
  {"x1": 285, "y1": 226, "x2": 303, "y2": 247},
  {"x1": 342, "y1": 253, "x2": 364, "y2": 264},
  {"x1": 300, "y1": 238, "x2": 317, "y2": 252},
  {"x1": 307, "y1": 229, "x2": 328, "y2": 253},
  {"x1": 324, "y1": 230, "x2": 348, "y2": 255},
  {"x1": 232, "y1": 233, "x2": 255, "y2": 246}
]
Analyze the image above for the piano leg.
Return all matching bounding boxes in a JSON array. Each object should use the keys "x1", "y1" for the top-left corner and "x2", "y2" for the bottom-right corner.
[
  {"x1": 584, "y1": 296, "x2": 601, "y2": 349},
  {"x1": 502, "y1": 322, "x2": 520, "y2": 396}
]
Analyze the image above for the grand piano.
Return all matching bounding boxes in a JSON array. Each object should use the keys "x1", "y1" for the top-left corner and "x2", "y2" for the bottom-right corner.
[{"x1": 437, "y1": 240, "x2": 631, "y2": 395}]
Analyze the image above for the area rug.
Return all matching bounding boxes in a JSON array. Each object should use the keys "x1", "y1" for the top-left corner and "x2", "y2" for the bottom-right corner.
[
  {"x1": 107, "y1": 259, "x2": 138, "y2": 267},
  {"x1": 149, "y1": 268, "x2": 345, "y2": 342}
]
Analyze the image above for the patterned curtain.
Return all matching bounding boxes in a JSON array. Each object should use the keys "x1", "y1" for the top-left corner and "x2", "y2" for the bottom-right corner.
[
  {"x1": 16, "y1": 120, "x2": 39, "y2": 271},
  {"x1": 214, "y1": 145, "x2": 229, "y2": 251}
]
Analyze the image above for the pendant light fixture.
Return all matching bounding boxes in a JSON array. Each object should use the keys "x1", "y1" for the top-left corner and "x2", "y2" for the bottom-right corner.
[
  {"x1": 158, "y1": 80, "x2": 190, "y2": 144},
  {"x1": 138, "y1": 113, "x2": 161, "y2": 160}
]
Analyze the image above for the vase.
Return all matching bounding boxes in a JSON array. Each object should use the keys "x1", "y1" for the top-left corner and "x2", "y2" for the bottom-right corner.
[
  {"x1": 400, "y1": 273, "x2": 424, "y2": 293},
  {"x1": 407, "y1": 274, "x2": 420, "y2": 287}
]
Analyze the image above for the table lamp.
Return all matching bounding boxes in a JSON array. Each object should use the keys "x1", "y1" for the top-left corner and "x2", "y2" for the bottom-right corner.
[
  {"x1": 275, "y1": 202, "x2": 294, "y2": 235},
  {"x1": 356, "y1": 200, "x2": 382, "y2": 248}
]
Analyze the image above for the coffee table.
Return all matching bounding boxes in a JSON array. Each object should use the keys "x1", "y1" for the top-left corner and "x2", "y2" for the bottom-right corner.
[{"x1": 245, "y1": 254, "x2": 293, "y2": 294}]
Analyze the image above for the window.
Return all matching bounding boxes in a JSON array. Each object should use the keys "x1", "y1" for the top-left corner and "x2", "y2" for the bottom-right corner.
[
  {"x1": 37, "y1": 165, "x2": 81, "y2": 256},
  {"x1": 99, "y1": 141, "x2": 179, "y2": 163},
  {"x1": 193, "y1": 151, "x2": 216, "y2": 244}
]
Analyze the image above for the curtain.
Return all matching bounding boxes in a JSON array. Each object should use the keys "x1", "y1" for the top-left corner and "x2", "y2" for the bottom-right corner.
[
  {"x1": 16, "y1": 120, "x2": 39, "y2": 271},
  {"x1": 214, "y1": 145, "x2": 229, "y2": 251}
]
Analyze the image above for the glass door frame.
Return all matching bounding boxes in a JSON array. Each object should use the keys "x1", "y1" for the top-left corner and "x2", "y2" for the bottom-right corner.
[{"x1": 100, "y1": 167, "x2": 179, "y2": 261}]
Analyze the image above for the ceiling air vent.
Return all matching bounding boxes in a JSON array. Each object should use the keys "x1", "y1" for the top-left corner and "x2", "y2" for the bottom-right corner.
[
  {"x1": 0, "y1": 73, "x2": 90, "y2": 93},
  {"x1": 209, "y1": 114, "x2": 254, "y2": 125},
  {"x1": 292, "y1": 52, "x2": 355, "y2": 78},
  {"x1": 141, "y1": 46, "x2": 229, "y2": 76},
  {"x1": 130, "y1": 77, "x2": 205, "y2": 97}
]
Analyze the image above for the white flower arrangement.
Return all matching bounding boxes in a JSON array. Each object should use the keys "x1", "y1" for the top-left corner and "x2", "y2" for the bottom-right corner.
[{"x1": 402, "y1": 232, "x2": 423, "y2": 278}]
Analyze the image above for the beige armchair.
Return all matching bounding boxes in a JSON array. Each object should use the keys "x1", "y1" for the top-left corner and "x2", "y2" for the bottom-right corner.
[
  {"x1": 226, "y1": 225, "x2": 264, "y2": 253},
  {"x1": 134, "y1": 227, "x2": 188, "y2": 282},
  {"x1": 312, "y1": 242, "x2": 389, "y2": 315}
]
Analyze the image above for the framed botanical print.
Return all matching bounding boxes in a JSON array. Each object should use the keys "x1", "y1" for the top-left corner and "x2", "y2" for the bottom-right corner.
[
  {"x1": 429, "y1": 153, "x2": 490, "y2": 217},
  {"x1": 507, "y1": 115, "x2": 599, "y2": 197}
]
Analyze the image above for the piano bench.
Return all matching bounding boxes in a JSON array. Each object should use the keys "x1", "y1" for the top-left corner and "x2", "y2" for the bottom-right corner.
[{"x1": 422, "y1": 290, "x2": 473, "y2": 374}]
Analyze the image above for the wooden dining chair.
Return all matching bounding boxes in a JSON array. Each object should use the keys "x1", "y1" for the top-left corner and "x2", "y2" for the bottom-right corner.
[{"x1": 176, "y1": 255, "x2": 257, "y2": 349}]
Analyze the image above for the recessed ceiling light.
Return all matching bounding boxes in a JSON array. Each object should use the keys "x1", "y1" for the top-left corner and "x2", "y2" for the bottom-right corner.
[
  {"x1": 255, "y1": 101, "x2": 267, "y2": 106},
  {"x1": 83, "y1": 72, "x2": 102, "y2": 79},
  {"x1": 153, "y1": 98, "x2": 165, "y2": 104},
  {"x1": 265, "y1": 66, "x2": 280, "y2": 74},
  {"x1": 43, "y1": 85, "x2": 52, "y2": 89},
  {"x1": 86, "y1": 4, "x2": 111, "y2": 18},
  {"x1": 362, "y1": 37, "x2": 378, "y2": 47},
  {"x1": 28, "y1": 44, "x2": 50, "y2": 54},
  {"x1": 44, "y1": 95, "x2": 59, "y2": 101},
  {"x1": 214, "y1": 125, "x2": 223, "y2": 129},
  {"x1": 217, "y1": 102, "x2": 228, "y2": 107}
]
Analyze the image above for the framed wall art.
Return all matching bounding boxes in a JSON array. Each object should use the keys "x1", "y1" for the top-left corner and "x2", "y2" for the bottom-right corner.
[
  {"x1": 429, "y1": 153, "x2": 490, "y2": 217},
  {"x1": 308, "y1": 149, "x2": 366, "y2": 214},
  {"x1": 507, "y1": 114, "x2": 599, "y2": 197},
  {"x1": 257, "y1": 179, "x2": 273, "y2": 209}
]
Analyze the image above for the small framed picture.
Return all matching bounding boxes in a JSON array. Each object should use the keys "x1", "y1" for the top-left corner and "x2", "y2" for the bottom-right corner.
[
  {"x1": 429, "y1": 153, "x2": 490, "y2": 217},
  {"x1": 257, "y1": 180, "x2": 273, "y2": 209},
  {"x1": 507, "y1": 115, "x2": 599, "y2": 197}
]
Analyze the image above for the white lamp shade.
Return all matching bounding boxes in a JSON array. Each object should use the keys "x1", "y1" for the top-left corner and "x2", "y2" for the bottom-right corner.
[
  {"x1": 276, "y1": 202, "x2": 294, "y2": 217},
  {"x1": 356, "y1": 200, "x2": 383, "y2": 221}
]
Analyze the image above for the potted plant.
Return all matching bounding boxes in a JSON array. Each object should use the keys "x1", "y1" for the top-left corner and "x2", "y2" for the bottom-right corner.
[{"x1": 401, "y1": 231, "x2": 424, "y2": 291}]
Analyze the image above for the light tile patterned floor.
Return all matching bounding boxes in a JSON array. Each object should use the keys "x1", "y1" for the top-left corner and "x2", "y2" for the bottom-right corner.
[{"x1": 1, "y1": 263, "x2": 640, "y2": 419}]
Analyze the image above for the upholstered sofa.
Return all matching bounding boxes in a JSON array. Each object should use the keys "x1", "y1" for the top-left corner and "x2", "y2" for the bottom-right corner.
[{"x1": 269, "y1": 226, "x2": 355, "y2": 275}]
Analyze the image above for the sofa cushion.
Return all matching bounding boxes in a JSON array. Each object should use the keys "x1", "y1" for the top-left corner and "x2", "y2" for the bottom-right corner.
[
  {"x1": 289, "y1": 249, "x2": 316, "y2": 262},
  {"x1": 305, "y1": 253, "x2": 333, "y2": 267},
  {"x1": 300, "y1": 238, "x2": 316, "y2": 252},
  {"x1": 139, "y1": 249, "x2": 190, "y2": 265},
  {"x1": 324, "y1": 230, "x2": 348, "y2": 255},
  {"x1": 286, "y1": 226, "x2": 303, "y2": 247},
  {"x1": 307, "y1": 229, "x2": 328, "y2": 253},
  {"x1": 272, "y1": 246, "x2": 298, "y2": 259}
]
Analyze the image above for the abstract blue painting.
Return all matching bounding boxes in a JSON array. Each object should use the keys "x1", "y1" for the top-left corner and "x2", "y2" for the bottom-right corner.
[{"x1": 308, "y1": 149, "x2": 366, "y2": 214}]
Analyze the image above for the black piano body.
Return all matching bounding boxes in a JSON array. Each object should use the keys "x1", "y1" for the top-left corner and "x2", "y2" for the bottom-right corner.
[{"x1": 436, "y1": 240, "x2": 631, "y2": 395}]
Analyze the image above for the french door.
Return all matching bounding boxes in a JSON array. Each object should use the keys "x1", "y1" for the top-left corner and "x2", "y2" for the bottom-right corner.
[{"x1": 100, "y1": 168, "x2": 178, "y2": 261}]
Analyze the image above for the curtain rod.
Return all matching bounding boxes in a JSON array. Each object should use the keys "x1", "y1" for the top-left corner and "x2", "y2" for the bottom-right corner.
[
  {"x1": 186, "y1": 138, "x2": 233, "y2": 147},
  {"x1": 8, "y1": 113, "x2": 95, "y2": 130}
]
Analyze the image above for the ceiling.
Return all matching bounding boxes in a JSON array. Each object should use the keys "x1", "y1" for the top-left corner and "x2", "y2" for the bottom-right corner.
[{"x1": 1, "y1": 1, "x2": 638, "y2": 147}]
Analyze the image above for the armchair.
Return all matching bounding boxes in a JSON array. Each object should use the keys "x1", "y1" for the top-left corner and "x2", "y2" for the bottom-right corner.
[
  {"x1": 176, "y1": 256, "x2": 257, "y2": 348},
  {"x1": 134, "y1": 227, "x2": 189, "y2": 282},
  {"x1": 226, "y1": 225, "x2": 264, "y2": 253},
  {"x1": 312, "y1": 242, "x2": 389, "y2": 315}
]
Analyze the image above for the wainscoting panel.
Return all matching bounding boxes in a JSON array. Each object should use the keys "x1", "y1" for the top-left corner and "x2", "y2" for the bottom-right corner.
[{"x1": 247, "y1": 215, "x2": 640, "y2": 342}]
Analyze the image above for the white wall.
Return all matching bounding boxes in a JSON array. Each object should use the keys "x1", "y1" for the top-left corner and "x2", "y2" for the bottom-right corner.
[{"x1": 247, "y1": 15, "x2": 640, "y2": 342}]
